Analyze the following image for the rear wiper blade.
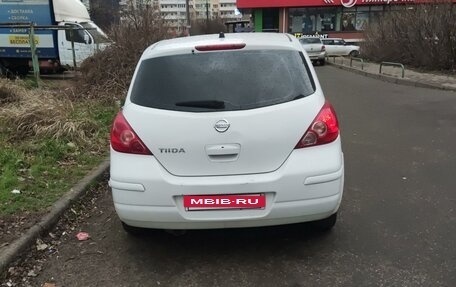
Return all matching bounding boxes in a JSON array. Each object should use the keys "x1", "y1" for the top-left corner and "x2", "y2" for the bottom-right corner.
[
  {"x1": 175, "y1": 100, "x2": 225, "y2": 109},
  {"x1": 292, "y1": 94, "x2": 306, "y2": 100}
]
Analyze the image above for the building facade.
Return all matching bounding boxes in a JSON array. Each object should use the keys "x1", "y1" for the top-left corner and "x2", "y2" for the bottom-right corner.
[
  {"x1": 119, "y1": 0, "x2": 240, "y2": 31},
  {"x1": 237, "y1": 0, "x2": 456, "y2": 40},
  {"x1": 219, "y1": 0, "x2": 238, "y2": 20},
  {"x1": 191, "y1": 0, "x2": 240, "y2": 21}
]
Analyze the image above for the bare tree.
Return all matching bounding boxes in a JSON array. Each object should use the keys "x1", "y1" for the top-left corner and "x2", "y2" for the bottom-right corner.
[
  {"x1": 362, "y1": 1, "x2": 456, "y2": 71},
  {"x1": 78, "y1": 3, "x2": 169, "y2": 101},
  {"x1": 90, "y1": 0, "x2": 120, "y2": 29},
  {"x1": 190, "y1": 18, "x2": 227, "y2": 35}
]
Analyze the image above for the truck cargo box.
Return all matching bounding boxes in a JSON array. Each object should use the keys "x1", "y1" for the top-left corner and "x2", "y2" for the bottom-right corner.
[{"x1": 0, "y1": 0, "x2": 58, "y2": 59}]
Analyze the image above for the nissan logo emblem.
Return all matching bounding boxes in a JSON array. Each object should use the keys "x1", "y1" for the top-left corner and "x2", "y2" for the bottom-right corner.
[{"x1": 214, "y1": 119, "x2": 230, "y2": 133}]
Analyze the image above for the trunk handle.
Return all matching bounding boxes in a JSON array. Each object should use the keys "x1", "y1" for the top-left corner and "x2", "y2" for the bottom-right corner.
[{"x1": 205, "y1": 144, "x2": 240, "y2": 162}]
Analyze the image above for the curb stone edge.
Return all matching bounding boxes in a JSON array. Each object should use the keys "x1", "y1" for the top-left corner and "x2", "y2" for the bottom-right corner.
[{"x1": 0, "y1": 158, "x2": 110, "y2": 275}]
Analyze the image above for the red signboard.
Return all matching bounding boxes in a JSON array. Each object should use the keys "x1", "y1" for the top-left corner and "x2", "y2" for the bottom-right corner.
[{"x1": 237, "y1": 0, "x2": 455, "y2": 8}]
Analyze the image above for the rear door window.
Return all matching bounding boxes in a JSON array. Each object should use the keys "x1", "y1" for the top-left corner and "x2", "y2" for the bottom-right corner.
[
  {"x1": 130, "y1": 50, "x2": 315, "y2": 112},
  {"x1": 322, "y1": 40, "x2": 334, "y2": 45},
  {"x1": 299, "y1": 38, "x2": 322, "y2": 44}
]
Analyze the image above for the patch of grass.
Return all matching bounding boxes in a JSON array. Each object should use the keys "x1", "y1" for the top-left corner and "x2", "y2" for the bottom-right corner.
[
  {"x1": 0, "y1": 80, "x2": 21, "y2": 105},
  {"x1": 0, "y1": 79, "x2": 117, "y2": 215}
]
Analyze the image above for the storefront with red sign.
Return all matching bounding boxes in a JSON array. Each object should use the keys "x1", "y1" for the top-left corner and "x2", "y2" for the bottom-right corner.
[{"x1": 236, "y1": 0, "x2": 455, "y2": 41}]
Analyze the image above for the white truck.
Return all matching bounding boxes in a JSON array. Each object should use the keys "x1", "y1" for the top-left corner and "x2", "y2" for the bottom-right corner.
[{"x1": 0, "y1": 0, "x2": 109, "y2": 75}]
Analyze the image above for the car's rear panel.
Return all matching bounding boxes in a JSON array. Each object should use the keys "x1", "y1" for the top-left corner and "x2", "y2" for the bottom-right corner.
[
  {"x1": 123, "y1": 45, "x2": 320, "y2": 177},
  {"x1": 303, "y1": 44, "x2": 323, "y2": 56},
  {"x1": 299, "y1": 38, "x2": 324, "y2": 58},
  {"x1": 123, "y1": 95, "x2": 323, "y2": 177},
  {"x1": 110, "y1": 136, "x2": 344, "y2": 229}
]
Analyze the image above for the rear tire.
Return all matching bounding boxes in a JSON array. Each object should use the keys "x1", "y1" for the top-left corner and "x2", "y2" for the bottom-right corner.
[
  {"x1": 311, "y1": 213, "x2": 337, "y2": 231},
  {"x1": 319, "y1": 59, "x2": 326, "y2": 66},
  {"x1": 349, "y1": 50, "x2": 359, "y2": 57}
]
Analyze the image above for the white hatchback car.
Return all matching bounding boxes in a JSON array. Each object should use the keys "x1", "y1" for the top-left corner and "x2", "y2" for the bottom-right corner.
[{"x1": 109, "y1": 33, "x2": 344, "y2": 234}]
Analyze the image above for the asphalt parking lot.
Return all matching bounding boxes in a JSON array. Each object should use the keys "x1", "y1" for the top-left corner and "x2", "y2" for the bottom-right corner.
[{"x1": 9, "y1": 66, "x2": 456, "y2": 287}]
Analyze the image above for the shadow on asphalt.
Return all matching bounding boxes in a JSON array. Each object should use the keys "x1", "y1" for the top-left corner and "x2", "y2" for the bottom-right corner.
[
  {"x1": 113, "y1": 222, "x2": 340, "y2": 271},
  {"x1": 124, "y1": 222, "x2": 336, "y2": 252}
]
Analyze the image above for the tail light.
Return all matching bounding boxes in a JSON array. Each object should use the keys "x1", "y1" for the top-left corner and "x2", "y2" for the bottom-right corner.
[
  {"x1": 321, "y1": 45, "x2": 326, "y2": 52},
  {"x1": 110, "y1": 111, "x2": 152, "y2": 155},
  {"x1": 295, "y1": 102, "x2": 339, "y2": 149},
  {"x1": 195, "y1": 43, "x2": 246, "y2": 51}
]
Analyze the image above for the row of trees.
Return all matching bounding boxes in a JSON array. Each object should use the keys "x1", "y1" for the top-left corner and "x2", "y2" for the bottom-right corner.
[{"x1": 361, "y1": 1, "x2": 456, "y2": 71}]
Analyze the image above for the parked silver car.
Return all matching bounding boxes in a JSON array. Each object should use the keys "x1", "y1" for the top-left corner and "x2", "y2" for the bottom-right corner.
[{"x1": 299, "y1": 37, "x2": 326, "y2": 65}]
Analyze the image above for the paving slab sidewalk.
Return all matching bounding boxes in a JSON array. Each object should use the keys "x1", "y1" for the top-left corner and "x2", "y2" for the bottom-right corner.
[{"x1": 327, "y1": 57, "x2": 456, "y2": 92}]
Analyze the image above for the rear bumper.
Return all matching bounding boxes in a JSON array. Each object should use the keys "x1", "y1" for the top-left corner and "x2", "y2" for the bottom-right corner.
[
  {"x1": 110, "y1": 138, "x2": 344, "y2": 229},
  {"x1": 308, "y1": 52, "x2": 326, "y2": 61},
  {"x1": 115, "y1": 193, "x2": 342, "y2": 229}
]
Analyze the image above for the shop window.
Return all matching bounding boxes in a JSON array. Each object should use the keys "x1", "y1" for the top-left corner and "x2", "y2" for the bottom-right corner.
[
  {"x1": 356, "y1": 12, "x2": 369, "y2": 30},
  {"x1": 341, "y1": 12, "x2": 356, "y2": 31},
  {"x1": 289, "y1": 7, "x2": 343, "y2": 34},
  {"x1": 369, "y1": 6, "x2": 384, "y2": 26},
  {"x1": 289, "y1": 6, "x2": 386, "y2": 34},
  {"x1": 263, "y1": 8, "x2": 279, "y2": 32},
  {"x1": 354, "y1": 6, "x2": 369, "y2": 30},
  {"x1": 320, "y1": 8, "x2": 338, "y2": 32}
]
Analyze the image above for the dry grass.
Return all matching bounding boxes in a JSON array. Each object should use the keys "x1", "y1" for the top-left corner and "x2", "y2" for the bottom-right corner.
[
  {"x1": 362, "y1": 1, "x2": 456, "y2": 71},
  {"x1": 0, "y1": 79, "x2": 97, "y2": 143},
  {"x1": 0, "y1": 80, "x2": 21, "y2": 105},
  {"x1": 77, "y1": 5, "x2": 169, "y2": 102}
]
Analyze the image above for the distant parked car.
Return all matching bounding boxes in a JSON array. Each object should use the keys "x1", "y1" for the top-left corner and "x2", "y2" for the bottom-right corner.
[
  {"x1": 322, "y1": 38, "x2": 360, "y2": 57},
  {"x1": 299, "y1": 37, "x2": 326, "y2": 65},
  {"x1": 109, "y1": 32, "x2": 344, "y2": 234}
]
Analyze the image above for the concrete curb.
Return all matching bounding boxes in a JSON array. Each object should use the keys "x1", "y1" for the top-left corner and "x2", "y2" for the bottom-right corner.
[
  {"x1": 0, "y1": 158, "x2": 110, "y2": 275},
  {"x1": 327, "y1": 61, "x2": 456, "y2": 92}
]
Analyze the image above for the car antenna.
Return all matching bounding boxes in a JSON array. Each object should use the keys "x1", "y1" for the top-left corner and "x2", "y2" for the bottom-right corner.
[{"x1": 219, "y1": 32, "x2": 225, "y2": 39}]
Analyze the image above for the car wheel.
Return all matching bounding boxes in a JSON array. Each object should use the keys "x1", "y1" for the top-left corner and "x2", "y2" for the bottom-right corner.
[
  {"x1": 311, "y1": 213, "x2": 337, "y2": 231},
  {"x1": 121, "y1": 221, "x2": 147, "y2": 236},
  {"x1": 349, "y1": 50, "x2": 359, "y2": 57},
  {"x1": 320, "y1": 59, "x2": 326, "y2": 66}
]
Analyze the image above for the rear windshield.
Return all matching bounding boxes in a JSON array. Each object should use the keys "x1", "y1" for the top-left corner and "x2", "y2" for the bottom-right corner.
[
  {"x1": 130, "y1": 50, "x2": 315, "y2": 112},
  {"x1": 299, "y1": 38, "x2": 322, "y2": 44}
]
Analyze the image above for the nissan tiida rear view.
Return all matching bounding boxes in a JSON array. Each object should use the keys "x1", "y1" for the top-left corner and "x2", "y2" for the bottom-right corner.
[{"x1": 109, "y1": 33, "x2": 344, "y2": 233}]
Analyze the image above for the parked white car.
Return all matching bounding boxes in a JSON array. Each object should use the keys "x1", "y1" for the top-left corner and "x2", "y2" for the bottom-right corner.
[
  {"x1": 109, "y1": 33, "x2": 344, "y2": 234},
  {"x1": 322, "y1": 38, "x2": 360, "y2": 57}
]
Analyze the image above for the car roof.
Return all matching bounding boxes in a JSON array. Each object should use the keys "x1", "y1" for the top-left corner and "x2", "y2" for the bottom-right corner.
[{"x1": 142, "y1": 33, "x2": 300, "y2": 59}]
